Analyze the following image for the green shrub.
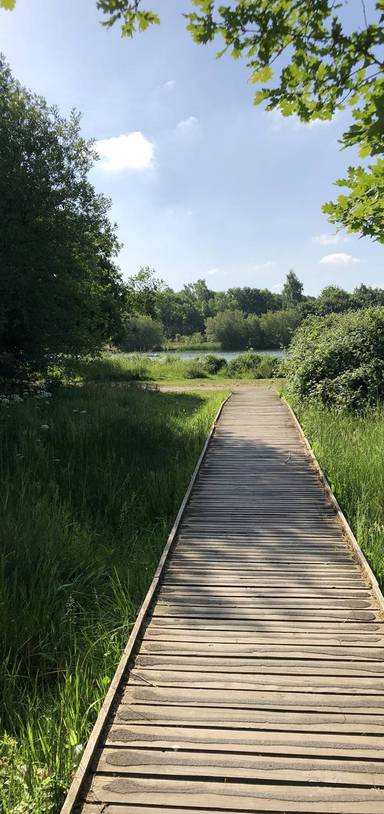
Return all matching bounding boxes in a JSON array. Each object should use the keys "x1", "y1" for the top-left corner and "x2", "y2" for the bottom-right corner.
[
  {"x1": 183, "y1": 360, "x2": 208, "y2": 379},
  {"x1": 202, "y1": 354, "x2": 228, "y2": 374},
  {"x1": 286, "y1": 307, "x2": 384, "y2": 410},
  {"x1": 206, "y1": 309, "x2": 248, "y2": 350},
  {"x1": 120, "y1": 315, "x2": 163, "y2": 352},
  {"x1": 257, "y1": 355, "x2": 281, "y2": 379},
  {"x1": 228, "y1": 352, "x2": 281, "y2": 379},
  {"x1": 228, "y1": 352, "x2": 262, "y2": 376}
]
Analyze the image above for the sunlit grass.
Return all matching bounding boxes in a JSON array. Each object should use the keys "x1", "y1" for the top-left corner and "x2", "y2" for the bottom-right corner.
[
  {"x1": 0, "y1": 383, "x2": 227, "y2": 813},
  {"x1": 291, "y1": 400, "x2": 384, "y2": 590},
  {"x1": 77, "y1": 351, "x2": 281, "y2": 384}
]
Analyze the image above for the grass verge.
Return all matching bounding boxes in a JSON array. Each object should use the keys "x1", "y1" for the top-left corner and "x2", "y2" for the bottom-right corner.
[
  {"x1": 290, "y1": 399, "x2": 384, "y2": 591},
  {"x1": 0, "y1": 383, "x2": 227, "y2": 813},
  {"x1": 76, "y1": 351, "x2": 281, "y2": 384}
]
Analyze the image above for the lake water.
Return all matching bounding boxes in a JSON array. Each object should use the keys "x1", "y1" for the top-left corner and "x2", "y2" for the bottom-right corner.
[{"x1": 146, "y1": 349, "x2": 286, "y2": 362}]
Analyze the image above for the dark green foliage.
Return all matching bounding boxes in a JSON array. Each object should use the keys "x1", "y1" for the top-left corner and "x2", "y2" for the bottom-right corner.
[
  {"x1": 120, "y1": 315, "x2": 163, "y2": 351},
  {"x1": 227, "y1": 352, "x2": 280, "y2": 379},
  {"x1": 287, "y1": 308, "x2": 384, "y2": 410},
  {"x1": 316, "y1": 286, "x2": 352, "y2": 315},
  {"x1": 258, "y1": 308, "x2": 301, "y2": 348},
  {"x1": 125, "y1": 267, "x2": 165, "y2": 319},
  {"x1": 352, "y1": 284, "x2": 384, "y2": 309},
  {"x1": 78, "y1": 354, "x2": 150, "y2": 381},
  {"x1": 282, "y1": 270, "x2": 303, "y2": 308},
  {"x1": 225, "y1": 287, "x2": 282, "y2": 316},
  {"x1": 0, "y1": 57, "x2": 123, "y2": 385},
  {"x1": 202, "y1": 354, "x2": 227, "y2": 374},
  {"x1": 206, "y1": 309, "x2": 248, "y2": 350}
]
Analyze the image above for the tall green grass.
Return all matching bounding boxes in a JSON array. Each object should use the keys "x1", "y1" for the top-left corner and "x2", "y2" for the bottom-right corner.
[
  {"x1": 292, "y1": 401, "x2": 384, "y2": 589},
  {"x1": 0, "y1": 384, "x2": 226, "y2": 813},
  {"x1": 77, "y1": 352, "x2": 281, "y2": 384}
]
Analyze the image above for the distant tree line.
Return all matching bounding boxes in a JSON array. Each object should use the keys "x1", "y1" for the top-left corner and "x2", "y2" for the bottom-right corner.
[{"x1": 121, "y1": 268, "x2": 384, "y2": 352}]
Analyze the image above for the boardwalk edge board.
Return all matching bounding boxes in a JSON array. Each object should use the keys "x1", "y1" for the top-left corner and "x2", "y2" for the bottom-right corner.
[
  {"x1": 282, "y1": 394, "x2": 384, "y2": 619},
  {"x1": 60, "y1": 393, "x2": 232, "y2": 814}
]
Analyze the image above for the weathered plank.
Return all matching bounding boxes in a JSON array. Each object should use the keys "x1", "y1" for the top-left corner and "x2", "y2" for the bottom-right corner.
[
  {"x1": 85, "y1": 777, "x2": 384, "y2": 813},
  {"x1": 114, "y1": 703, "x2": 384, "y2": 733}
]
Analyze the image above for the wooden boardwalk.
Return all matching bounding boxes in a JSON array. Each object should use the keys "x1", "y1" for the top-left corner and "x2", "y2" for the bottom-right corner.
[{"x1": 63, "y1": 388, "x2": 384, "y2": 814}]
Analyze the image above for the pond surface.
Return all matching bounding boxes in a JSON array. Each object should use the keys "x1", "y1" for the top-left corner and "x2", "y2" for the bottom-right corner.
[{"x1": 146, "y1": 349, "x2": 286, "y2": 362}]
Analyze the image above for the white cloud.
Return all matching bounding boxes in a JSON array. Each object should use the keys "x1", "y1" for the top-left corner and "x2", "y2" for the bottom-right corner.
[
  {"x1": 207, "y1": 267, "x2": 220, "y2": 276},
  {"x1": 177, "y1": 115, "x2": 199, "y2": 131},
  {"x1": 319, "y1": 253, "x2": 360, "y2": 266},
  {"x1": 312, "y1": 233, "x2": 342, "y2": 246},
  {"x1": 163, "y1": 79, "x2": 176, "y2": 91},
  {"x1": 95, "y1": 132, "x2": 154, "y2": 171}
]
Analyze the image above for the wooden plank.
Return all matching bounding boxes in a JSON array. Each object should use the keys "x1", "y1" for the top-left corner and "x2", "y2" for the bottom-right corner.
[
  {"x1": 143, "y1": 630, "x2": 384, "y2": 645},
  {"x1": 157, "y1": 597, "x2": 374, "y2": 609},
  {"x1": 151, "y1": 608, "x2": 380, "y2": 621},
  {"x1": 126, "y1": 668, "x2": 384, "y2": 694},
  {"x1": 95, "y1": 747, "x2": 384, "y2": 786},
  {"x1": 135, "y1": 655, "x2": 384, "y2": 676},
  {"x1": 121, "y1": 685, "x2": 384, "y2": 713},
  {"x1": 86, "y1": 776, "x2": 384, "y2": 813},
  {"x1": 146, "y1": 617, "x2": 384, "y2": 632},
  {"x1": 115, "y1": 703, "x2": 384, "y2": 734}
]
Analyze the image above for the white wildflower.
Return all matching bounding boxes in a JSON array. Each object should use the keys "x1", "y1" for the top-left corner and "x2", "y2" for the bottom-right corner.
[{"x1": 40, "y1": 424, "x2": 49, "y2": 430}]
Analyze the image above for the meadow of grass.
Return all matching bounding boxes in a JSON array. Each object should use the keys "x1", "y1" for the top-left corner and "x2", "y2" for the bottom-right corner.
[
  {"x1": 292, "y1": 400, "x2": 384, "y2": 591},
  {"x1": 78, "y1": 351, "x2": 281, "y2": 385},
  {"x1": 0, "y1": 383, "x2": 227, "y2": 813}
]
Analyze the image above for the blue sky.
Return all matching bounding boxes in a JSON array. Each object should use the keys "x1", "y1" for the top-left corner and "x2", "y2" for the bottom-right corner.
[{"x1": 1, "y1": 0, "x2": 383, "y2": 295}]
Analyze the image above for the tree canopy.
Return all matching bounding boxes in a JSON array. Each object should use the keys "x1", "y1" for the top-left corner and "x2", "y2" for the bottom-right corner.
[
  {"x1": 92, "y1": 0, "x2": 384, "y2": 243},
  {"x1": 0, "y1": 55, "x2": 123, "y2": 382},
  {"x1": 3, "y1": 2, "x2": 383, "y2": 239}
]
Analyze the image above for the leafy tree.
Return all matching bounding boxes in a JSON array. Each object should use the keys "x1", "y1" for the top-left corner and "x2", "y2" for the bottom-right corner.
[
  {"x1": 0, "y1": 56, "x2": 123, "y2": 383},
  {"x1": 245, "y1": 314, "x2": 263, "y2": 348},
  {"x1": 282, "y1": 271, "x2": 303, "y2": 308},
  {"x1": 352, "y1": 284, "x2": 384, "y2": 309},
  {"x1": 182, "y1": 278, "x2": 213, "y2": 318},
  {"x1": 94, "y1": 1, "x2": 384, "y2": 242},
  {"x1": 259, "y1": 309, "x2": 301, "y2": 348},
  {"x1": 228, "y1": 287, "x2": 281, "y2": 316},
  {"x1": 206, "y1": 309, "x2": 248, "y2": 350},
  {"x1": 120, "y1": 314, "x2": 163, "y2": 351},
  {"x1": 125, "y1": 267, "x2": 165, "y2": 319},
  {"x1": 316, "y1": 286, "x2": 352, "y2": 315}
]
